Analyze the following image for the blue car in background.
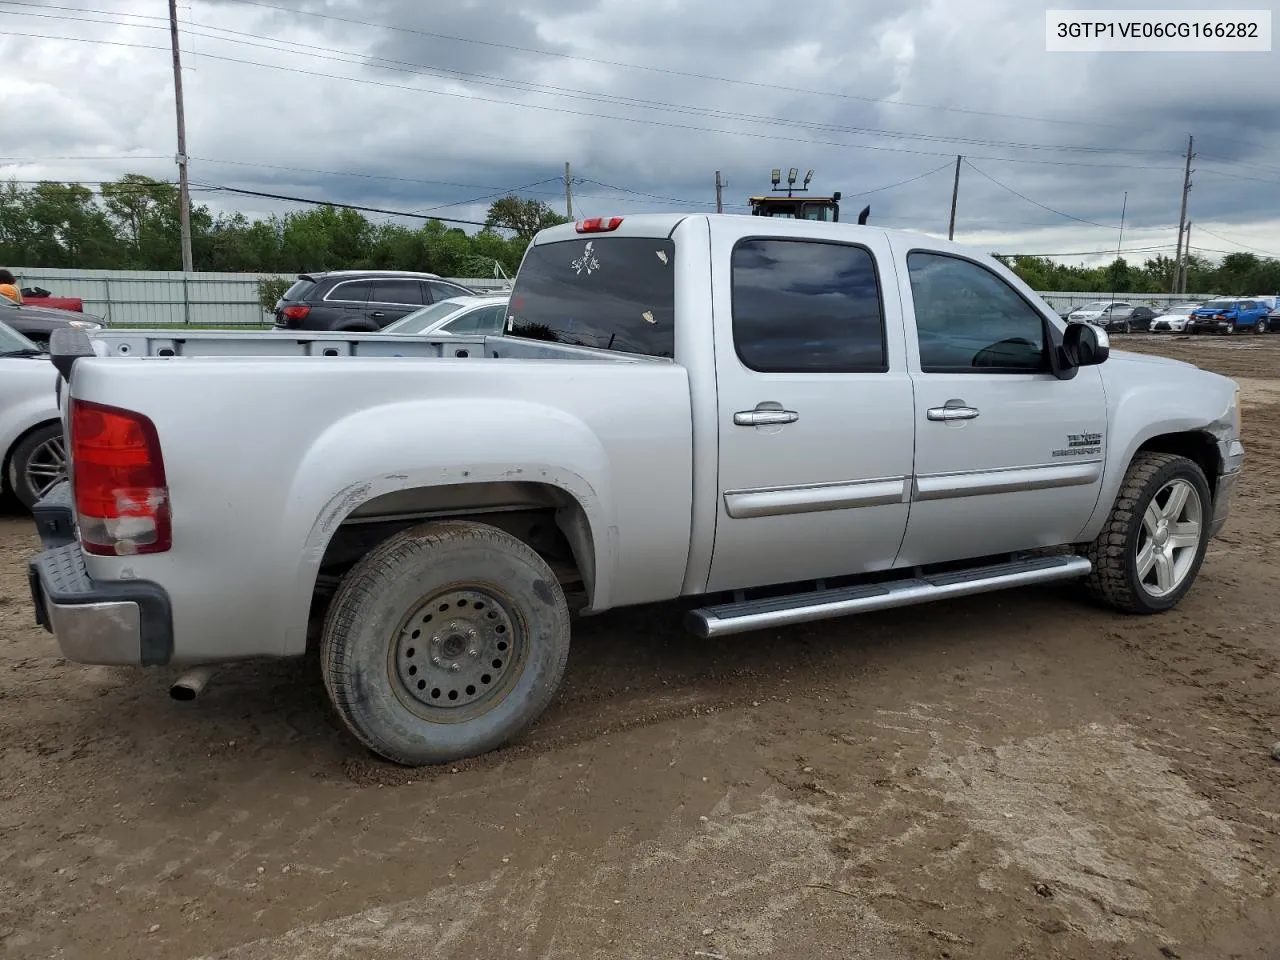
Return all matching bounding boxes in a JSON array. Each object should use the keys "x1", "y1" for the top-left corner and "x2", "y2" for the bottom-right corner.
[{"x1": 1188, "y1": 298, "x2": 1272, "y2": 335}]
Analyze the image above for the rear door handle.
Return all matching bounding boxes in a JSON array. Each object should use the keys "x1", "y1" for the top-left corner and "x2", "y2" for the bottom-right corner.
[
  {"x1": 734, "y1": 408, "x2": 799, "y2": 426},
  {"x1": 370, "y1": 311, "x2": 386, "y2": 319},
  {"x1": 927, "y1": 404, "x2": 980, "y2": 421}
]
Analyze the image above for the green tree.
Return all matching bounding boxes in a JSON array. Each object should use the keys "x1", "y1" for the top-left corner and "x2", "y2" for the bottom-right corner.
[{"x1": 484, "y1": 195, "x2": 568, "y2": 242}]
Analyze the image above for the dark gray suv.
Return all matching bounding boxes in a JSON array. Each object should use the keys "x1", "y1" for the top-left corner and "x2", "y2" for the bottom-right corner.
[{"x1": 272, "y1": 270, "x2": 479, "y2": 332}]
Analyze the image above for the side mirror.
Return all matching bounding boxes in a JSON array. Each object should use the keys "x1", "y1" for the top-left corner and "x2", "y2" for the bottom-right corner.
[{"x1": 1062, "y1": 321, "x2": 1109, "y2": 368}]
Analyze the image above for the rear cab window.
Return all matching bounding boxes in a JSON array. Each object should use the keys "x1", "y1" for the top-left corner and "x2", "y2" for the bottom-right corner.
[{"x1": 506, "y1": 235, "x2": 675, "y2": 358}]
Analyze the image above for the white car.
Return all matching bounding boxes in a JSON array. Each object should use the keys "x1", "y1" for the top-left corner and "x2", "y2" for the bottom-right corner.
[
  {"x1": 1149, "y1": 302, "x2": 1202, "y2": 333},
  {"x1": 380, "y1": 295, "x2": 509, "y2": 337},
  {"x1": 1066, "y1": 301, "x2": 1133, "y2": 326},
  {"x1": 0, "y1": 319, "x2": 64, "y2": 510}
]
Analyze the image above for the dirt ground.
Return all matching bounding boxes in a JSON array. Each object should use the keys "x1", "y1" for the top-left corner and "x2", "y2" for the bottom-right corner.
[{"x1": 2, "y1": 334, "x2": 1278, "y2": 960}]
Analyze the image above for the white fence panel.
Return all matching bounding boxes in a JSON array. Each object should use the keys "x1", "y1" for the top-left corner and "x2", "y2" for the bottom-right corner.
[{"x1": 9, "y1": 267, "x2": 510, "y2": 326}]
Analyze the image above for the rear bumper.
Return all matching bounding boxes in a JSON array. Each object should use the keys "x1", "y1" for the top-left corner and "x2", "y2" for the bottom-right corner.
[{"x1": 26, "y1": 483, "x2": 174, "y2": 666}]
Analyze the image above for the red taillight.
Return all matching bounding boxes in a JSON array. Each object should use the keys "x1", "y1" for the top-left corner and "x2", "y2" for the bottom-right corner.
[
  {"x1": 70, "y1": 399, "x2": 171, "y2": 556},
  {"x1": 282, "y1": 304, "x2": 310, "y2": 320},
  {"x1": 575, "y1": 216, "x2": 623, "y2": 233}
]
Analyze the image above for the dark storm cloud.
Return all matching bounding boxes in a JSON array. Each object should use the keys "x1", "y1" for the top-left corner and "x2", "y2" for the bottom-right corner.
[{"x1": 4, "y1": 0, "x2": 1279, "y2": 257}]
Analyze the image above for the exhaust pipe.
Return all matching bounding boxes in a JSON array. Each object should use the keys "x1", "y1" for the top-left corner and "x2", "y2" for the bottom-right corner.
[{"x1": 170, "y1": 665, "x2": 217, "y2": 701}]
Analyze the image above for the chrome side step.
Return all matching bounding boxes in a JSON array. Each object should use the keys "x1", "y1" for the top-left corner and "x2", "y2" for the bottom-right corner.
[{"x1": 684, "y1": 554, "x2": 1092, "y2": 639}]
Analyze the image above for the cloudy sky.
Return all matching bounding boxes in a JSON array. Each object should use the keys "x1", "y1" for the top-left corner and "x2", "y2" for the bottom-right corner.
[{"x1": 2, "y1": 0, "x2": 1279, "y2": 266}]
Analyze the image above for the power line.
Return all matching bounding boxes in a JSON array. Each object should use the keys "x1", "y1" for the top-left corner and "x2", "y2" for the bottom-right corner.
[
  {"x1": 0, "y1": 10, "x2": 1187, "y2": 164},
  {"x1": 192, "y1": 181, "x2": 497, "y2": 227},
  {"x1": 963, "y1": 159, "x2": 1122, "y2": 230},
  {"x1": 409, "y1": 177, "x2": 563, "y2": 215},
  {"x1": 206, "y1": 0, "x2": 1145, "y2": 133},
  {"x1": 848, "y1": 162, "x2": 957, "y2": 197},
  {"x1": 1189, "y1": 225, "x2": 1280, "y2": 260},
  {"x1": 188, "y1": 156, "x2": 547, "y2": 193},
  {"x1": 0, "y1": 28, "x2": 1188, "y2": 172},
  {"x1": 0, "y1": 155, "x2": 168, "y2": 162},
  {"x1": 994, "y1": 244, "x2": 1175, "y2": 257}
]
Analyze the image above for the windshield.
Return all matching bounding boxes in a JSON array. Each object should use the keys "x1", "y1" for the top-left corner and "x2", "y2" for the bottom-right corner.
[
  {"x1": 1167, "y1": 303, "x2": 1197, "y2": 315},
  {"x1": 0, "y1": 318, "x2": 40, "y2": 353},
  {"x1": 506, "y1": 236, "x2": 675, "y2": 358},
  {"x1": 1201, "y1": 299, "x2": 1234, "y2": 310},
  {"x1": 382, "y1": 299, "x2": 470, "y2": 334},
  {"x1": 1076, "y1": 301, "x2": 1109, "y2": 312}
]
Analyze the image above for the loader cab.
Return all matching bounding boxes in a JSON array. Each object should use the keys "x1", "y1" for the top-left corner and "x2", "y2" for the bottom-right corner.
[
  {"x1": 748, "y1": 194, "x2": 842, "y2": 222},
  {"x1": 747, "y1": 168, "x2": 863, "y2": 224}
]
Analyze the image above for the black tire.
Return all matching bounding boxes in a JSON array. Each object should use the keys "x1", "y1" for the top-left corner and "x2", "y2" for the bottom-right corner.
[
  {"x1": 1223, "y1": 321, "x2": 1236, "y2": 335},
  {"x1": 5, "y1": 421, "x2": 66, "y2": 511},
  {"x1": 1081, "y1": 452, "x2": 1211, "y2": 615},
  {"x1": 1254, "y1": 318, "x2": 1268, "y2": 335},
  {"x1": 1121, "y1": 320, "x2": 1131, "y2": 334},
  {"x1": 320, "y1": 519, "x2": 571, "y2": 766}
]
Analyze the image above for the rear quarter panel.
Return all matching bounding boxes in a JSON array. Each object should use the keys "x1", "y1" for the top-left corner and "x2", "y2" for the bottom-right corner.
[{"x1": 67, "y1": 355, "x2": 694, "y2": 662}]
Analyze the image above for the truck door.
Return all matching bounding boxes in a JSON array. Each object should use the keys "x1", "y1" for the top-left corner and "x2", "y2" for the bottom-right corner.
[
  {"x1": 892, "y1": 242, "x2": 1108, "y2": 566},
  {"x1": 705, "y1": 224, "x2": 915, "y2": 593}
]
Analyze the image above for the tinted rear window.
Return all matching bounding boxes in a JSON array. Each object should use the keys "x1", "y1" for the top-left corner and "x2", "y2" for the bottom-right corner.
[
  {"x1": 506, "y1": 236, "x2": 675, "y2": 358},
  {"x1": 282, "y1": 279, "x2": 315, "y2": 301}
]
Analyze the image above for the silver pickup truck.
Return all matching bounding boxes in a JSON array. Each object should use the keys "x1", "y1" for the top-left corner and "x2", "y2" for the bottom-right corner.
[{"x1": 28, "y1": 214, "x2": 1244, "y2": 766}]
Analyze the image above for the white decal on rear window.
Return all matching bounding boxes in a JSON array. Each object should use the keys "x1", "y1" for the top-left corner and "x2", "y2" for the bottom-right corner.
[
  {"x1": 571, "y1": 242, "x2": 600, "y2": 276},
  {"x1": 655, "y1": 250, "x2": 668, "y2": 265},
  {"x1": 642, "y1": 310, "x2": 655, "y2": 324}
]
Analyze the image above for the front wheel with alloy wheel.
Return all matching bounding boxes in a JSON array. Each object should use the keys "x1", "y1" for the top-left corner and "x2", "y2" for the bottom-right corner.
[
  {"x1": 1222, "y1": 321, "x2": 1236, "y2": 335},
  {"x1": 321, "y1": 519, "x2": 571, "y2": 766},
  {"x1": 6, "y1": 421, "x2": 67, "y2": 511},
  {"x1": 1082, "y1": 452, "x2": 1211, "y2": 614}
]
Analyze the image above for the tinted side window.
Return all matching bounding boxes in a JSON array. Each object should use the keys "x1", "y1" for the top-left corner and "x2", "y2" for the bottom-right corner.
[
  {"x1": 444, "y1": 305, "x2": 506, "y2": 335},
  {"x1": 371, "y1": 279, "x2": 426, "y2": 305},
  {"x1": 906, "y1": 252, "x2": 1048, "y2": 373},
  {"x1": 730, "y1": 238, "x2": 886, "y2": 373},
  {"x1": 327, "y1": 280, "x2": 371, "y2": 302},
  {"x1": 474, "y1": 304, "x2": 508, "y2": 334},
  {"x1": 428, "y1": 281, "x2": 473, "y2": 302},
  {"x1": 282, "y1": 279, "x2": 315, "y2": 301}
]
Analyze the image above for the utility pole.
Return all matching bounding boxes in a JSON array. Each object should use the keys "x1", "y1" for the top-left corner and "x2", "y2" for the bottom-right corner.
[
  {"x1": 947, "y1": 155, "x2": 961, "y2": 240},
  {"x1": 1111, "y1": 191, "x2": 1127, "y2": 304},
  {"x1": 1180, "y1": 222, "x2": 1192, "y2": 294},
  {"x1": 1171, "y1": 134, "x2": 1194, "y2": 294},
  {"x1": 168, "y1": 0, "x2": 193, "y2": 273},
  {"x1": 564, "y1": 162, "x2": 573, "y2": 219},
  {"x1": 714, "y1": 170, "x2": 724, "y2": 214}
]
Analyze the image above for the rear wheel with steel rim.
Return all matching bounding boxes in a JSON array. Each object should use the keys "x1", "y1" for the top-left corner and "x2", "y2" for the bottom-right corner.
[
  {"x1": 1254, "y1": 318, "x2": 1268, "y2": 334},
  {"x1": 1082, "y1": 452, "x2": 1211, "y2": 614},
  {"x1": 6, "y1": 421, "x2": 66, "y2": 512},
  {"x1": 321, "y1": 519, "x2": 571, "y2": 766}
]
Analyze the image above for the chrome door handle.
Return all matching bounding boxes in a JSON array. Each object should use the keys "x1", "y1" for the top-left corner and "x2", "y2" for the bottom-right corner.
[
  {"x1": 927, "y1": 405, "x2": 980, "y2": 421},
  {"x1": 734, "y1": 408, "x2": 799, "y2": 426}
]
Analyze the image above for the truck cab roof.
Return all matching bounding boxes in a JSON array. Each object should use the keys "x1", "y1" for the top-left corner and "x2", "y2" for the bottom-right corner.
[{"x1": 530, "y1": 213, "x2": 995, "y2": 261}]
